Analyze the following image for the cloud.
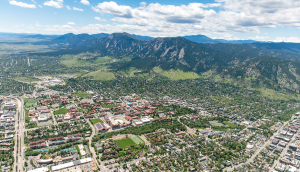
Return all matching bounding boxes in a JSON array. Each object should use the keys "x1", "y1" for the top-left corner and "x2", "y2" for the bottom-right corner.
[
  {"x1": 93, "y1": 1, "x2": 134, "y2": 18},
  {"x1": 67, "y1": 22, "x2": 75, "y2": 25},
  {"x1": 274, "y1": 37, "x2": 300, "y2": 43},
  {"x1": 43, "y1": 0, "x2": 63, "y2": 8},
  {"x1": 94, "y1": 17, "x2": 106, "y2": 21},
  {"x1": 249, "y1": 36, "x2": 270, "y2": 40},
  {"x1": 73, "y1": 7, "x2": 83, "y2": 11},
  {"x1": 8, "y1": 0, "x2": 300, "y2": 38},
  {"x1": 66, "y1": 5, "x2": 71, "y2": 10},
  {"x1": 88, "y1": 1, "x2": 300, "y2": 37},
  {"x1": 80, "y1": 0, "x2": 89, "y2": 5},
  {"x1": 140, "y1": 2, "x2": 146, "y2": 7},
  {"x1": 31, "y1": 0, "x2": 36, "y2": 4},
  {"x1": 9, "y1": 0, "x2": 36, "y2": 8}
]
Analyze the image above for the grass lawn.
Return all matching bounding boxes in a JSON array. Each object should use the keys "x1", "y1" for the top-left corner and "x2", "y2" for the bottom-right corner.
[
  {"x1": 90, "y1": 119, "x2": 104, "y2": 125},
  {"x1": 131, "y1": 136, "x2": 144, "y2": 144},
  {"x1": 114, "y1": 138, "x2": 136, "y2": 149},
  {"x1": 212, "y1": 127, "x2": 228, "y2": 132},
  {"x1": 25, "y1": 102, "x2": 35, "y2": 108},
  {"x1": 153, "y1": 66, "x2": 199, "y2": 80},
  {"x1": 14, "y1": 76, "x2": 40, "y2": 83},
  {"x1": 74, "y1": 92, "x2": 91, "y2": 98},
  {"x1": 84, "y1": 70, "x2": 116, "y2": 81},
  {"x1": 61, "y1": 55, "x2": 113, "y2": 67},
  {"x1": 54, "y1": 108, "x2": 69, "y2": 115},
  {"x1": 224, "y1": 121, "x2": 237, "y2": 128},
  {"x1": 211, "y1": 123, "x2": 224, "y2": 127},
  {"x1": 101, "y1": 104, "x2": 118, "y2": 108},
  {"x1": 25, "y1": 110, "x2": 30, "y2": 123},
  {"x1": 25, "y1": 98, "x2": 42, "y2": 108}
]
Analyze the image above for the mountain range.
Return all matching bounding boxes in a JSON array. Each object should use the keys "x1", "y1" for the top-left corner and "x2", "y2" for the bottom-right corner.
[{"x1": 24, "y1": 32, "x2": 300, "y2": 93}]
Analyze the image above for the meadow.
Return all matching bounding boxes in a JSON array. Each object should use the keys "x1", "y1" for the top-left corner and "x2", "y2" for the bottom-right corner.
[
  {"x1": 54, "y1": 108, "x2": 69, "y2": 115},
  {"x1": 90, "y1": 119, "x2": 104, "y2": 125},
  {"x1": 114, "y1": 138, "x2": 136, "y2": 149}
]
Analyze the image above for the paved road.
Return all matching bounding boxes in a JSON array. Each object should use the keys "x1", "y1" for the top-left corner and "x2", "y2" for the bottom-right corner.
[
  {"x1": 86, "y1": 119, "x2": 101, "y2": 170},
  {"x1": 13, "y1": 98, "x2": 25, "y2": 172},
  {"x1": 13, "y1": 99, "x2": 18, "y2": 172},
  {"x1": 224, "y1": 121, "x2": 288, "y2": 171},
  {"x1": 51, "y1": 111, "x2": 57, "y2": 125},
  {"x1": 270, "y1": 126, "x2": 297, "y2": 171}
]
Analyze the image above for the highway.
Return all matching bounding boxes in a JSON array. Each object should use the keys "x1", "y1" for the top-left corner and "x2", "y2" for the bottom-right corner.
[
  {"x1": 12, "y1": 97, "x2": 25, "y2": 172},
  {"x1": 16, "y1": 98, "x2": 25, "y2": 172}
]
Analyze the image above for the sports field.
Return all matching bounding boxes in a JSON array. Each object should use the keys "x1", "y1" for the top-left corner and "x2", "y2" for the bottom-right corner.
[
  {"x1": 114, "y1": 138, "x2": 135, "y2": 149},
  {"x1": 54, "y1": 108, "x2": 68, "y2": 115},
  {"x1": 131, "y1": 136, "x2": 144, "y2": 144},
  {"x1": 211, "y1": 123, "x2": 224, "y2": 127},
  {"x1": 90, "y1": 119, "x2": 104, "y2": 125},
  {"x1": 74, "y1": 92, "x2": 91, "y2": 98}
]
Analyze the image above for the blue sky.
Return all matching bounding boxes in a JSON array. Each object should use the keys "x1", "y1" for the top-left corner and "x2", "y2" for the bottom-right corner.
[{"x1": 1, "y1": 0, "x2": 300, "y2": 42}]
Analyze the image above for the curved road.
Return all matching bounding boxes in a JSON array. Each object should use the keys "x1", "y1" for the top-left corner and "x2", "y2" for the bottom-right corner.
[{"x1": 86, "y1": 119, "x2": 101, "y2": 170}]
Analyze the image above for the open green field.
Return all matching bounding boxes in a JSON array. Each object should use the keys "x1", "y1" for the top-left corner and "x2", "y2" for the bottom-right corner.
[
  {"x1": 90, "y1": 119, "x2": 104, "y2": 125},
  {"x1": 212, "y1": 128, "x2": 228, "y2": 132},
  {"x1": 224, "y1": 121, "x2": 237, "y2": 128},
  {"x1": 249, "y1": 87, "x2": 300, "y2": 101},
  {"x1": 25, "y1": 98, "x2": 42, "y2": 107},
  {"x1": 54, "y1": 108, "x2": 68, "y2": 115},
  {"x1": 74, "y1": 92, "x2": 91, "y2": 98},
  {"x1": 84, "y1": 70, "x2": 116, "y2": 81},
  {"x1": 61, "y1": 54, "x2": 113, "y2": 67},
  {"x1": 0, "y1": 43, "x2": 50, "y2": 55},
  {"x1": 210, "y1": 123, "x2": 224, "y2": 127},
  {"x1": 153, "y1": 67, "x2": 199, "y2": 80},
  {"x1": 114, "y1": 138, "x2": 136, "y2": 149},
  {"x1": 116, "y1": 67, "x2": 149, "y2": 78},
  {"x1": 131, "y1": 136, "x2": 144, "y2": 144},
  {"x1": 101, "y1": 104, "x2": 118, "y2": 108},
  {"x1": 14, "y1": 76, "x2": 40, "y2": 83}
]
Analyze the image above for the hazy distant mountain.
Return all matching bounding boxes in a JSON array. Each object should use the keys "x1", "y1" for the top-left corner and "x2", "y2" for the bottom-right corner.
[
  {"x1": 183, "y1": 35, "x2": 220, "y2": 44},
  {"x1": 183, "y1": 34, "x2": 257, "y2": 44}
]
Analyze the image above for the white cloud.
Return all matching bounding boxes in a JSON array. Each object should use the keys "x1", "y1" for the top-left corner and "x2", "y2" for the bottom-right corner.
[
  {"x1": 274, "y1": 37, "x2": 300, "y2": 43},
  {"x1": 73, "y1": 7, "x2": 83, "y2": 11},
  {"x1": 38, "y1": 5, "x2": 43, "y2": 8},
  {"x1": 67, "y1": 22, "x2": 75, "y2": 25},
  {"x1": 94, "y1": 17, "x2": 106, "y2": 21},
  {"x1": 43, "y1": 0, "x2": 63, "y2": 8},
  {"x1": 249, "y1": 36, "x2": 270, "y2": 40},
  {"x1": 66, "y1": 5, "x2": 71, "y2": 10},
  {"x1": 9, "y1": 0, "x2": 36, "y2": 8},
  {"x1": 31, "y1": 0, "x2": 36, "y2": 4},
  {"x1": 88, "y1": 1, "x2": 300, "y2": 37},
  {"x1": 35, "y1": 22, "x2": 42, "y2": 27},
  {"x1": 80, "y1": 0, "x2": 89, "y2": 5},
  {"x1": 7, "y1": 0, "x2": 300, "y2": 38},
  {"x1": 140, "y1": 2, "x2": 146, "y2": 7}
]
